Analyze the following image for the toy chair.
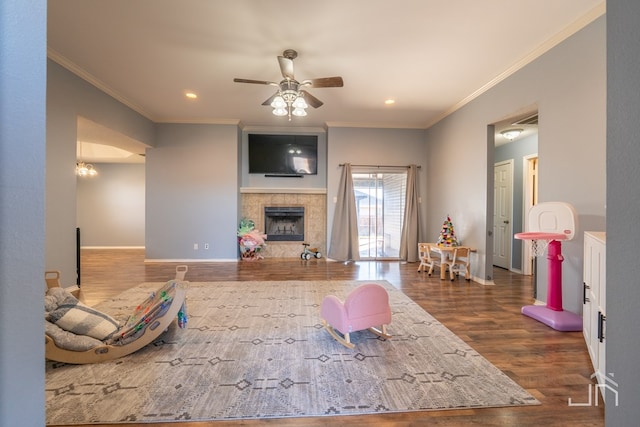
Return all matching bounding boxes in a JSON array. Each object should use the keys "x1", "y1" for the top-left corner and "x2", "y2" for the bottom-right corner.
[
  {"x1": 444, "y1": 246, "x2": 471, "y2": 281},
  {"x1": 320, "y1": 283, "x2": 392, "y2": 349},
  {"x1": 417, "y1": 243, "x2": 440, "y2": 276}
]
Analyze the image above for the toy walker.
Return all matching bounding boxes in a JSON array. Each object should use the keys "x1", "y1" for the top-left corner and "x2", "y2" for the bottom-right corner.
[
  {"x1": 515, "y1": 202, "x2": 582, "y2": 332},
  {"x1": 301, "y1": 242, "x2": 322, "y2": 260}
]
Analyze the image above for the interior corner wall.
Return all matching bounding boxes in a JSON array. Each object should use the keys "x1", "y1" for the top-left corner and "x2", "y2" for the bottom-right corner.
[
  {"x1": 425, "y1": 16, "x2": 606, "y2": 309},
  {"x1": 325, "y1": 127, "x2": 428, "y2": 255},
  {"x1": 0, "y1": 1, "x2": 46, "y2": 425},
  {"x1": 607, "y1": 1, "x2": 640, "y2": 424},
  {"x1": 77, "y1": 163, "x2": 145, "y2": 247},
  {"x1": 46, "y1": 60, "x2": 155, "y2": 282},
  {"x1": 145, "y1": 123, "x2": 240, "y2": 260}
]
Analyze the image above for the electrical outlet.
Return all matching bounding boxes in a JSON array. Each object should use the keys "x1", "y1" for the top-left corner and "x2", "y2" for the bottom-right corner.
[
  {"x1": 193, "y1": 243, "x2": 198, "y2": 250},
  {"x1": 204, "y1": 243, "x2": 209, "y2": 250}
]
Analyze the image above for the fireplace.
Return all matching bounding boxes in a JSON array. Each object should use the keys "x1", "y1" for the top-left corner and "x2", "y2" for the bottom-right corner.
[{"x1": 264, "y1": 207, "x2": 304, "y2": 241}]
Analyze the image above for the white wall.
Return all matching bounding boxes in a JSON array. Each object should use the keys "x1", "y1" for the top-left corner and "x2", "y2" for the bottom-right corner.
[
  {"x1": 426, "y1": 17, "x2": 606, "y2": 309},
  {"x1": 0, "y1": 1, "x2": 46, "y2": 424},
  {"x1": 77, "y1": 163, "x2": 145, "y2": 247}
]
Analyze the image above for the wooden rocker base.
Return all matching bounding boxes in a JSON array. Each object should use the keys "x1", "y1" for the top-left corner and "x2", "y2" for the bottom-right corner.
[
  {"x1": 322, "y1": 320, "x2": 391, "y2": 349},
  {"x1": 46, "y1": 284, "x2": 187, "y2": 365}
]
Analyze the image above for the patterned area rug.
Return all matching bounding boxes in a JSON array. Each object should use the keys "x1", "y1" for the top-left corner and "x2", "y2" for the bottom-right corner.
[{"x1": 46, "y1": 280, "x2": 539, "y2": 424}]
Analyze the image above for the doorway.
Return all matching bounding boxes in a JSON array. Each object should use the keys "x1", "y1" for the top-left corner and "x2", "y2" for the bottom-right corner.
[
  {"x1": 489, "y1": 109, "x2": 539, "y2": 274},
  {"x1": 352, "y1": 170, "x2": 407, "y2": 259}
]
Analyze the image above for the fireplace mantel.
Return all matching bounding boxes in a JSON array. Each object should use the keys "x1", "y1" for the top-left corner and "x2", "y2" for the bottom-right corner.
[{"x1": 240, "y1": 187, "x2": 327, "y2": 194}]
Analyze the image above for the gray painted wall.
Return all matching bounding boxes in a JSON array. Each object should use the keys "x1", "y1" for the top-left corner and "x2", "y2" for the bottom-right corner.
[
  {"x1": 494, "y1": 134, "x2": 538, "y2": 271},
  {"x1": 0, "y1": 0, "x2": 46, "y2": 424},
  {"x1": 145, "y1": 123, "x2": 239, "y2": 260},
  {"x1": 607, "y1": 1, "x2": 640, "y2": 424},
  {"x1": 46, "y1": 60, "x2": 155, "y2": 281},
  {"x1": 77, "y1": 163, "x2": 145, "y2": 247},
  {"x1": 326, "y1": 127, "x2": 428, "y2": 259},
  {"x1": 426, "y1": 17, "x2": 606, "y2": 311}
]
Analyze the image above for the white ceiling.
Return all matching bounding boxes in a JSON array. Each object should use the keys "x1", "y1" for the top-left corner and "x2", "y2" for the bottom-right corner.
[{"x1": 48, "y1": 0, "x2": 604, "y2": 160}]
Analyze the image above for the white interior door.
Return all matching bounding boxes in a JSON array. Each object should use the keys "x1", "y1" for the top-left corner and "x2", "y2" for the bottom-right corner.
[{"x1": 493, "y1": 160, "x2": 513, "y2": 269}]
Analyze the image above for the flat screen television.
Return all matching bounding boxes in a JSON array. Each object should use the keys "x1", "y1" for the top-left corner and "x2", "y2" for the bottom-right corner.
[{"x1": 248, "y1": 134, "x2": 318, "y2": 176}]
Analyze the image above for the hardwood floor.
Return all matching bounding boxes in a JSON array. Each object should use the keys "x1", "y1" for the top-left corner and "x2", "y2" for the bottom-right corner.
[{"x1": 54, "y1": 249, "x2": 604, "y2": 427}]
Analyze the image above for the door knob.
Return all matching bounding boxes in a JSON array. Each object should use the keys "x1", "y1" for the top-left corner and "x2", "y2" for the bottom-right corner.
[{"x1": 503, "y1": 220, "x2": 509, "y2": 224}]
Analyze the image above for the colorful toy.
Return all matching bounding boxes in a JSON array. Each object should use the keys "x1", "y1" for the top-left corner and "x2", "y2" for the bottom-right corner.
[
  {"x1": 515, "y1": 202, "x2": 581, "y2": 332},
  {"x1": 301, "y1": 242, "x2": 322, "y2": 260},
  {"x1": 437, "y1": 215, "x2": 459, "y2": 247}
]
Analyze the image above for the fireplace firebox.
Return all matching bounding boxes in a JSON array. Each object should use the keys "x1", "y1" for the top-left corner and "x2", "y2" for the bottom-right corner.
[{"x1": 264, "y1": 207, "x2": 304, "y2": 241}]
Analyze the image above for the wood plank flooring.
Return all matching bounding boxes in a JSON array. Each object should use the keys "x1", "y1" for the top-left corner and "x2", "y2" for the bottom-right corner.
[{"x1": 51, "y1": 249, "x2": 605, "y2": 427}]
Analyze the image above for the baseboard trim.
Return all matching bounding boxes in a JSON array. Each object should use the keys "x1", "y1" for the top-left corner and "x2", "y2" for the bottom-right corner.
[
  {"x1": 81, "y1": 246, "x2": 145, "y2": 249},
  {"x1": 144, "y1": 258, "x2": 239, "y2": 263}
]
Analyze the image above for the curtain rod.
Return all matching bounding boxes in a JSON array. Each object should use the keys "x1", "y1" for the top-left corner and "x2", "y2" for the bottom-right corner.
[{"x1": 339, "y1": 163, "x2": 421, "y2": 169}]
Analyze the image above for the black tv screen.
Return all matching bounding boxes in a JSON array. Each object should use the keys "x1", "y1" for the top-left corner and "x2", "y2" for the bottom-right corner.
[{"x1": 248, "y1": 134, "x2": 318, "y2": 176}]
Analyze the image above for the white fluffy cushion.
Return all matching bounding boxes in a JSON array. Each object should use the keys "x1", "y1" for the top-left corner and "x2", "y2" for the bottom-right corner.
[
  {"x1": 45, "y1": 320, "x2": 103, "y2": 351},
  {"x1": 46, "y1": 288, "x2": 119, "y2": 341}
]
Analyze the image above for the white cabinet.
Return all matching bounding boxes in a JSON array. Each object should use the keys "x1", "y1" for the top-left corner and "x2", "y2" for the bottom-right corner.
[{"x1": 583, "y1": 231, "x2": 606, "y2": 388}]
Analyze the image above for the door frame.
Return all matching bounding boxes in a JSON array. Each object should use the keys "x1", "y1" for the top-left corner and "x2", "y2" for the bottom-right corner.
[{"x1": 521, "y1": 154, "x2": 538, "y2": 275}]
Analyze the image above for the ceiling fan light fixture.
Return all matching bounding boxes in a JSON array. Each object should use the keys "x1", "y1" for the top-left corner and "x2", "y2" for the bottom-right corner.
[
  {"x1": 270, "y1": 95, "x2": 286, "y2": 109},
  {"x1": 500, "y1": 128, "x2": 524, "y2": 141},
  {"x1": 292, "y1": 96, "x2": 308, "y2": 109},
  {"x1": 292, "y1": 107, "x2": 307, "y2": 117},
  {"x1": 234, "y1": 49, "x2": 343, "y2": 120}
]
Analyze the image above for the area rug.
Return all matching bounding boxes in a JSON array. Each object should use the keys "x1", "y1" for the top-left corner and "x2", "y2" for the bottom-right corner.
[{"x1": 45, "y1": 280, "x2": 539, "y2": 424}]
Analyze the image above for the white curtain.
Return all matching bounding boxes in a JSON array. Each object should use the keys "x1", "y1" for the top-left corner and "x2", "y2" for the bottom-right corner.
[
  {"x1": 328, "y1": 163, "x2": 360, "y2": 261},
  {"x1": 399, "y1": 164, "x2": 420, "y2": 262}
]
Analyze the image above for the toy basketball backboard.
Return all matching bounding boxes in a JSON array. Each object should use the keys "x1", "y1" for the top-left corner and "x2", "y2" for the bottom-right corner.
[{"x1": 528, "y1": 202, "x2": 578, "y2": 241}]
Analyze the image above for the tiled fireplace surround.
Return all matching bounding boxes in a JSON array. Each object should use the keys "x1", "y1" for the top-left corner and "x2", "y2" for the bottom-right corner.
[{"x1": 241, "y1": 189, "x2": 327, "y2": 258}]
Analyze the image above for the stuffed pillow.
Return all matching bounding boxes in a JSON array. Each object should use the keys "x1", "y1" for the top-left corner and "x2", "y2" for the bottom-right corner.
[
  {"x1": 46, "y1": 288, "x2": 120, "y2": 341},
  {"x1": 45, "y1": 320, "x2": 103, "y2": 351}
]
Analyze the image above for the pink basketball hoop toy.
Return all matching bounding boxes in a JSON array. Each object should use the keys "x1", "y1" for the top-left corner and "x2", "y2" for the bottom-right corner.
[{"x1": 514, "y1": 202, "x2": 582, "y2": 331}]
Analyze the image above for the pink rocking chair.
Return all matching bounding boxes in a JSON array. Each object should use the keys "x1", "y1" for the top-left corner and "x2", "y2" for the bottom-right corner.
[{"x1": 320, "y1": 283, "x2": 392, "y2": 349}]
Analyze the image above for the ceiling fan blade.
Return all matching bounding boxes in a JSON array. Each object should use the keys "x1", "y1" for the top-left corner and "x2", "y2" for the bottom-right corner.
[
  {"x1": 277, "y1": 56, "x2": 295, "y2": 80},
  {"x1": 234, "y1": 78, "x2": 278, "y2": 86},
  {"x1": 261, "y1": 92, "x2": 279, "y2": 106},
  {"x1": 300, "y1": 90, "x2": 323, "y2": 108},
  {"x1": 303, "y1": 76, "x2": 344, "y2": 88}
]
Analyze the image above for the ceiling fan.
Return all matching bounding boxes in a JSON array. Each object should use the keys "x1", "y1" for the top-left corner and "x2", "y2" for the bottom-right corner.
[{"x1": 234, "y1": 49, "x2": 343, "y2": 120}]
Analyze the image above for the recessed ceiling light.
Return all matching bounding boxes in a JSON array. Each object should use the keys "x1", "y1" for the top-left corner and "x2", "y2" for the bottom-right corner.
[
  {"x1": 185, "y1": 91, "x2": 198, "y2": 99},
  {"x1": 384, "y1": 99, "x2": 396, "y2": 105}
]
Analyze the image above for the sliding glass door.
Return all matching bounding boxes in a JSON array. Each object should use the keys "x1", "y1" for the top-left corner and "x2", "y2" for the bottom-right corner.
[{"x1": 352, "y1": 170, "x2": 407, "y2": 259}]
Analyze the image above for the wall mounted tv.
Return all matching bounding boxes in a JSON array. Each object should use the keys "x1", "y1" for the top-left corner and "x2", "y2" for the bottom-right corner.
[{"x1": 248, "y1": 134, "x2": 318, "y2": 176}]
